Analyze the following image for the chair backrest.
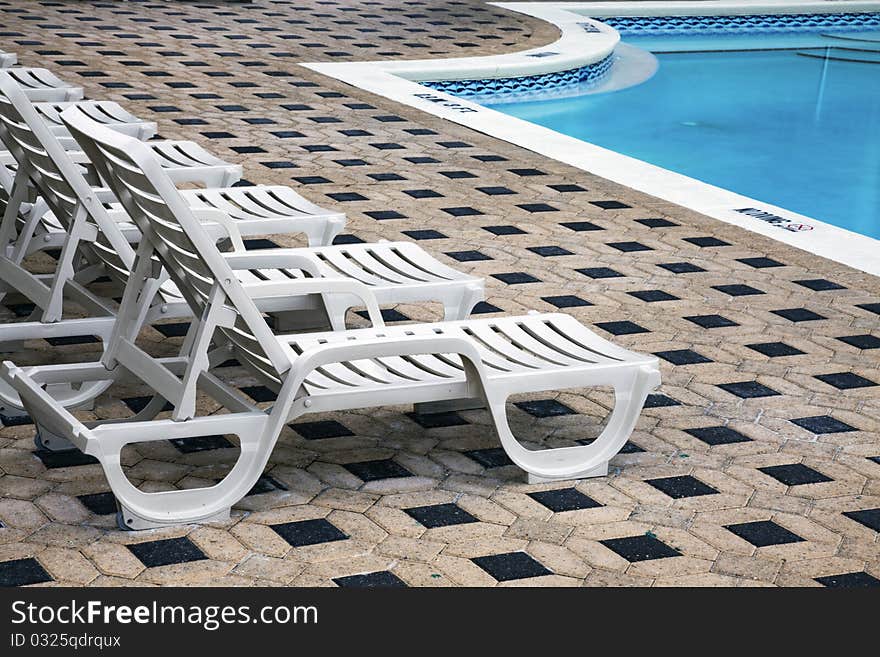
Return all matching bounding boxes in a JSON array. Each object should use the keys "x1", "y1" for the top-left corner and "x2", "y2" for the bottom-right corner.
[
  {"x1": 62, "y1": 109, "x2": 294, "y2": 383},
  {"x1": 0, "y1": 72, "x2": 135, "y2": 284},
  {"x1": 33, "y1": 101, "x2": 157, "y2": 140}
]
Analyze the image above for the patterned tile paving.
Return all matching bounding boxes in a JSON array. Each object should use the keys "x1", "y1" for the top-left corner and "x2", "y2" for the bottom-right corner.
[{"x1": 0, "y1": 0, "x2": 877, "y2": 588}]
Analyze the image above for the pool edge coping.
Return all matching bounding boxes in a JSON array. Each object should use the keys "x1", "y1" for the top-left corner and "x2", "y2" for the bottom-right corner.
[{"x1": 303, "y1": 0, "x2": 880, "y2": 278}]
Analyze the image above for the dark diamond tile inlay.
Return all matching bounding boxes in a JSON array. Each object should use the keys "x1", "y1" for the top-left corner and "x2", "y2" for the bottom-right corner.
[
  {"x1": 790, "y1": 416, "x2": 856, "y2": 434},
  {"x1": 343, "y1": 459, "x2": 413, "y2": 482},
  {"x1": 528, "y1": 488, "x2": 602, "y2": 512},
  {"x1": 685, "y1": 426, "x2": 752, "y2": 446},
  {"x1": 717, "y1": 381, "x2": 780, "y2": 399},
  {"x1": 601, "y1": 535, "x2": 681, "y2": 562},
  {"x1": 334, "y1": 571, "x2": 407, "y2": 587},
  {"x1": 272, "y1": 518, "x2": 349, "y2": 547},
  {"x1": 406, "y1": 411, "x2": 469, "y2": 429},
  {"x1": 290, "y1": 420, "x2": 355, "y2": 440},
  {"x1": 759, "y1": 463, "x2": 832, "y2": 486},
  {"x1": 0, "y1": 558, "x2": 53, "y2": 587},
  {"x1": 815, "y1": 572, "x2": 880, "y2": 588},
  {"x1": 725, "y1": 520, "x2": 804, "y2": 547},
  {"x1": 471, "y1": 552, "x2": 552, "y2": 581},
  {"x1": 513, "y1": 399, "x2": 575, "y2": 418},
  {"x1": 647, "y1": 475, "x2": 718, "y2": 499},
  {"x1": 405, "y1": 503, "x2": 478, "y2": 528},
  {"x1": 127, "y1": 537, "x2": 207, "y2": 568},
  {"x1": 843, "y1": 508, "x2": 880, "y2": 533}
]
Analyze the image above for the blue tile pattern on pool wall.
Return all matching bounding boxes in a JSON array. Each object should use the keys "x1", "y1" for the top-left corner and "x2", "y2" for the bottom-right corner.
[
  {"x1": 422, "y1": 53, "x2": 614, "y2": 101},
  {"x1": 601, "y1": 12, "x2": 880, "y2": 35}
]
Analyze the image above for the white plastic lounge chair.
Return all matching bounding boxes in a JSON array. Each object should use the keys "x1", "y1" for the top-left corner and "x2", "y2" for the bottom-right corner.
[
  {"x1": 0, "y1": 100, "x2": 658, "y2": 529},
  {"x1": 0, "y1": 50, "x2": 17, "y2": 68},
  {"x1": 0, "y1": 92, "x2": 482, "y2": 416},
  {"x1": 3, "y1": 67, "x2": 83, "y2": 102}
]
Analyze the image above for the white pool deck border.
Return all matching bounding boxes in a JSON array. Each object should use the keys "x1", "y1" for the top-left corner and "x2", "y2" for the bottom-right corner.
[{"x1": 304, "y1": 1, "x2": 880, "y2": 278}]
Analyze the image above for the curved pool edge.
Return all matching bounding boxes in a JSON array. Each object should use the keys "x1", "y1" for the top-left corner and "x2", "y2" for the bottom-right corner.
[{"x1": 303, "y1": 0, "x2": 880, "y2": 278}]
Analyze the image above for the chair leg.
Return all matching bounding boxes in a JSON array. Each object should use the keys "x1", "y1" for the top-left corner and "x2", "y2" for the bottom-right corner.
[
  {"x1": 91, "y1": 412, "x2": 275, "y2": 530},
  {"x1": 484, "y1": 365, "x2": 660, "y2": 482},
  {"x1": 34, "y1": 422, "x2": 77, "y2": 452},
  {"x1": 442, "y1": 283, "x2": 484, "y2": 321}
]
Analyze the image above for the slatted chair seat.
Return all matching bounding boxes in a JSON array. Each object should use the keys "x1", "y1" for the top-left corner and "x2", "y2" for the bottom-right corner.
[
  {"x1": 282, "y1": 313, "x2": 654, "y2": 399},
  {"x1": 0, "y1": 97, "x2": 659, "y2": 530},
  {"x1": 3, "y1": 67, "x2": 83, "y2": 102}
]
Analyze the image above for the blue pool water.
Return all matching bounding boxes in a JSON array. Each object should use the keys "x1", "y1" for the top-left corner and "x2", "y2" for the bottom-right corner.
[{"x1": 486, "y1": 31, "x2": 880, "y2": 238}]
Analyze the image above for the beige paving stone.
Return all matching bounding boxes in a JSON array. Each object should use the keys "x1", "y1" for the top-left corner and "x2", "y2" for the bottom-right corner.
[
  {"x1": 711, "y1": 551, "x2": 783, "y2": 583},
  {"x1": 299, "y1": 554, "x2": 398, "y2": 581},
  {"x1": 89, "y1": 576, "x2": 157, "y2": 587},
  {"x1": 654, "y1": 573, "x2": 772, "y2": 587},
  {"x1": 0, "y1": 498, "x2": 48, "y2": 531},
  {"x1": 363, "y1": 505, "x2": 426, "y2": 538},
  {"x1": 34, "y1": 493, "x2": 92, "y2": 525},
  {"x1": 583, "y1": 569, "x2": 655, "y2": 587},
  {"x1": 136, "y1": 560, "x2": 235, "y2": 586},
  {"x1": 327, "y1": 510, "x2": 389, "y2": 544},
  {"x1": 27, "y1": 524, "x2": 101, "y2": 549},
  {"x1": 376, "y1": 535, "x2": 446, "y2": 562},
  {"x1": 312, "y1": 488, "x2": 380, "y2": 513},
  {"x1": 431, "y1": 554, "x2": 498, "y2": 586},
  {"x1": 287, "y1": 538, "x2": 375, "y2": 565},
  {"x1": 393, "y1": 561, "x2": 456, "y2": 587},
  {"x1": 526, "y1": 541, "x2": 592, "y2": 579},
  {"x1": 232, "y1": 555, "x2": 306, "y2": 585},
  {"x1": 38, "y1": 547, "x2": 100, "y2": 585},
  {"x1": 564, "y1": 536, "x2": 630, "y2": 572},
  {"x1": 440, "y1": 534, "x2": 529, "y2": 559},
  {"x1": 0, "y1": 542, "x2": 47, "y2": 562},
  {"x1": 504, "y1": 517, "x2": 575, "y2": 545},
  {"x1": 188, "y1": 526, "x2": 249, "y2": 562},
  {"x1": 229, "y1": 523, "x2": 292, "y2": 559},
  {"x1": 0, "y1": 474, "x2": 53, "y2": 500},
  {"x1": 82, "y1": 541, "x2": 146, "y2": 579}
]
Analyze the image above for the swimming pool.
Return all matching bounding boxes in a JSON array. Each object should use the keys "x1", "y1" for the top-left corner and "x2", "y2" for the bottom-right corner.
[{"x1": 485, "y1": 30, "x2": 880, "y2": 239}]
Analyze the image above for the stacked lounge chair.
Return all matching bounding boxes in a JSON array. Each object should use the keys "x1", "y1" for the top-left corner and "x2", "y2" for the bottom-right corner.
[{"x1": 0, "y1": 51, "x2": 660, "y2": 529}]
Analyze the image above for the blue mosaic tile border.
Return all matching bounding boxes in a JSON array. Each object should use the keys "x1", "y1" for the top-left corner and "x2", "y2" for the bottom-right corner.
[
  {"x1": 421, "y1": 53, "x2": 614, "y2": 100},
  {"x1": 601, "y1": 12, "x2": 880, "y2": 35}
]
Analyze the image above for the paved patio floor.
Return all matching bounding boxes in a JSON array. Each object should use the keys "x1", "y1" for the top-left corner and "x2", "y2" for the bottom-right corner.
[{"x1": 0, "y1": 0, "x2": 878, "y2": 587}]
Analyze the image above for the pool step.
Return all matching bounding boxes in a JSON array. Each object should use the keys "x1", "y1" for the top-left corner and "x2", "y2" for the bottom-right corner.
[
  {"x1": 796, "y1": 46, "x2": 880, "y2": 64},
  {"x1": 820, "y1": 32, "x2": 880, "y2": 45}
]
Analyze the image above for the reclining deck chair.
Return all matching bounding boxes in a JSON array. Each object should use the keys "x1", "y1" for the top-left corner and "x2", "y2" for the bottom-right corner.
[
  {"x1": 0, "y1": 105, "x2": 658, "y2": 530},
  {"x1": 0, "y1": 103, "x2": 231, "y2": 259},
  {"x1": 0, "y1": 96, "x2": 483, "y2": 415},
  {"x1": 0, "y1": 71, "x2": 345, "y2": 249},
  {"x1": 4, "y1": 67, "x2": 83, "y2": 102}
]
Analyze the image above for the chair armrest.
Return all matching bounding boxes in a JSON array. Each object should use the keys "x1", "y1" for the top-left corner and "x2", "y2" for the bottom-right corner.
[
  {"x1": 240, "y1": 277, "x2": 384, "y2": 328},
  {"x1": 190, "y1": 207, "x2": 245, "y2": 252},
  {"x1": 222, "y1": 249, "x2": 321, "y2": 275}
]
